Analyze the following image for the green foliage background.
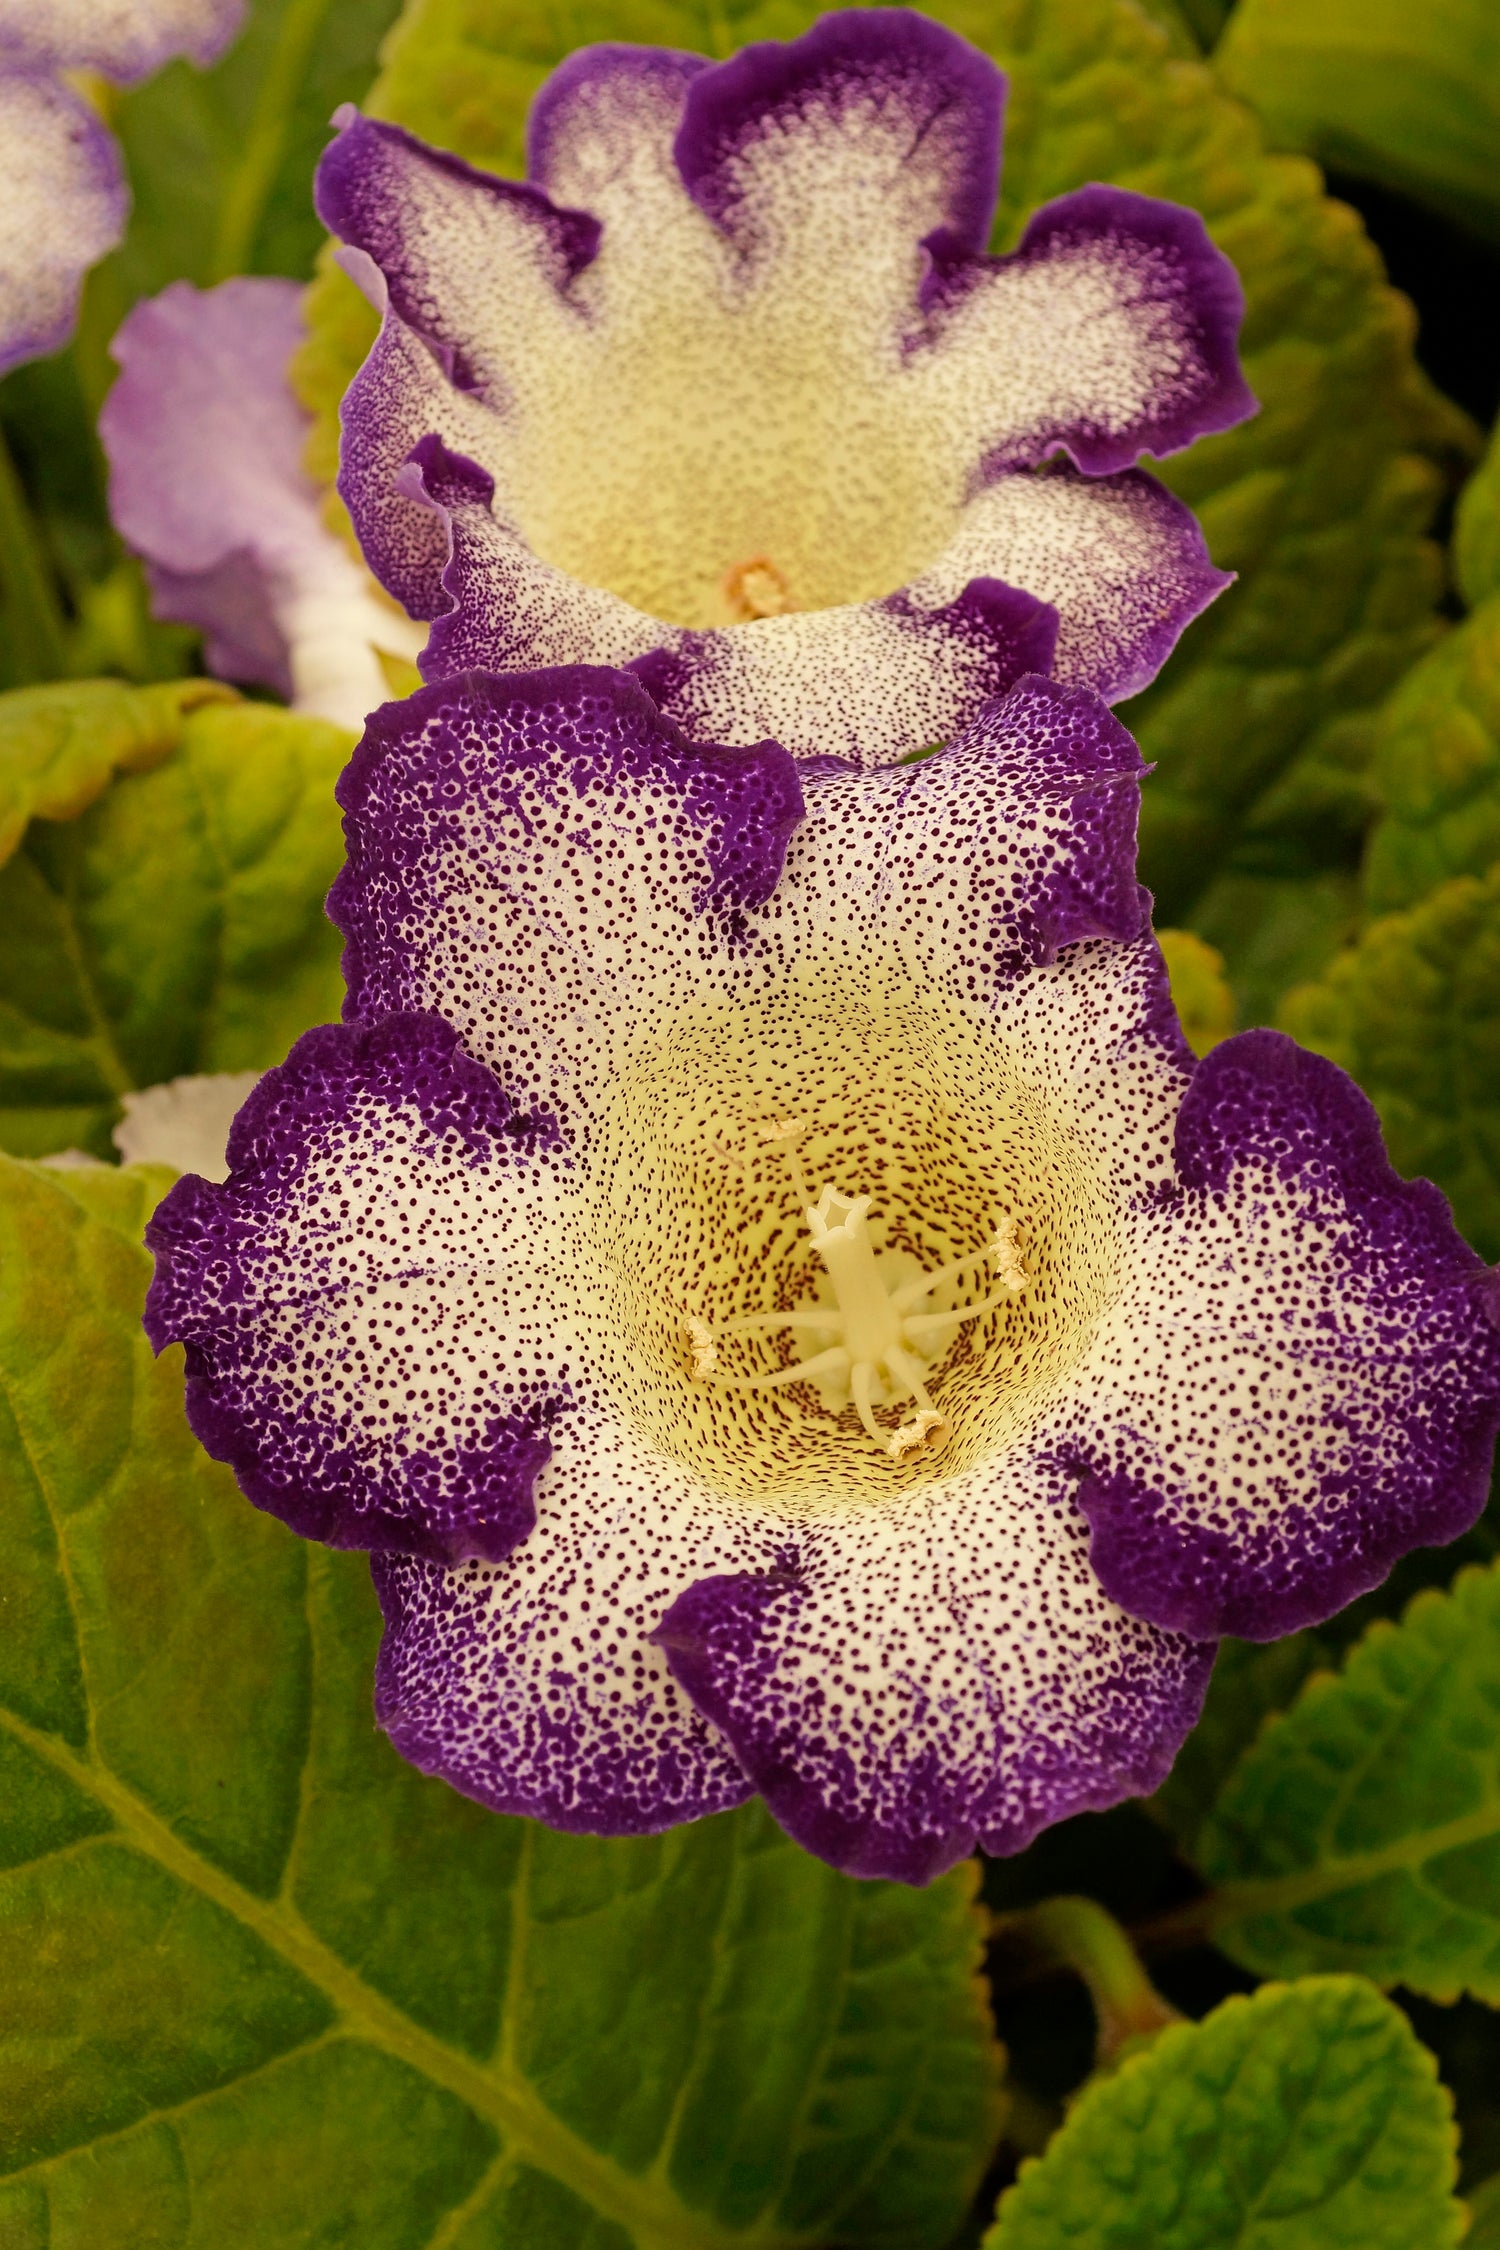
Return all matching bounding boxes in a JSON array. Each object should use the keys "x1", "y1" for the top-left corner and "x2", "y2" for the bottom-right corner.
[{"x1": 3, "y1": 0, "x2": 1500, "y2": 2239}]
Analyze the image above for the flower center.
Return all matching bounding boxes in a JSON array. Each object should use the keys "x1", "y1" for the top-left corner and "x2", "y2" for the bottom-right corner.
[
  {"x1": 683, "y1": 1126, "x2": 1028, "y2": 1459},
  {"x1": 583, "y1": 975, "x2": 1121, "y2": 1511}
]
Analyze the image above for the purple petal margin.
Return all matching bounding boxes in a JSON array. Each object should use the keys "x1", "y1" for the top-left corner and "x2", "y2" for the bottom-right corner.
[
  {"x1": 1078, "y1": 1030, "x2": 1500, "y2": 1640},
  {"x1": 146, "y1": 1012, "x2": 563, "y2": 1564},
  {"x1": 674, "y1": 7, "x2": 1004, "y2": 263},
  {"x1": 331, "y1": 663, "x2": 805, "y2": 1028}
]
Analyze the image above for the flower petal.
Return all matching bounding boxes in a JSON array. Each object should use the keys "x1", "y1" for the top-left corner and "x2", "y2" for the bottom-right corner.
[
  {"x1": 113, "y1": 1070, "x2": 262, "y2": 1181},
  {"x1": 1063, "y1": 1030, "x2": 1500, "y2": 1640},
  {"x1": 0, "y1": 0, "x2": 244, "y2": 81},
  {"x1": 411, "y1": 431, "x2": 1059, "y2": 763},
  {"x1": 369, "y1": 1418, "x2": 761, "y2": 1835},
  {"x1": 145, "y1": 1013, "x2": 575, "y2": 1563},
  {"x1": 101, "y1": 278, "x2": 425, "y2": 726},
  {"x1": 905, "y1": 465, "x2": 1232, "y2": 705},
  {"x1": 672, "y1": 8, "x2": 1003, "y2": 266},
  {"x1": 913, "y1": 184, "x2": 1256, "y2": 477},
  {"x1": 654, "y1": 1463, "x2": 1212, "y2": 1884},
  {"x1": 0, "y1": 71, "x2": 126, "y2": 377},
  {"x1": 332, "y1": 667, "x2": 1144, "y2": 1127}
]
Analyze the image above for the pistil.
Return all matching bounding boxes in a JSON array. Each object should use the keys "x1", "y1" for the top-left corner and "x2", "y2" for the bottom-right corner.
[{"x1": 685, "y1": 1143, "x2": 1028, "y2": 1459}]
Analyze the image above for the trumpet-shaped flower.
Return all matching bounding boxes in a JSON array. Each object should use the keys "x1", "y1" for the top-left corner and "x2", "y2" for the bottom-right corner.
[
  {"x1": 145, "y1": 666, "x2": 1500, "y2": 1883},
  {"x1": 0, "y1": 0, "x2": 244, "y2": 375},
  {"x1": 102, "y1": 280, "x2": 426, "y2": 730},
  {"x1": 315, "y1": 10, "x2": 1254, "y2": 765}
]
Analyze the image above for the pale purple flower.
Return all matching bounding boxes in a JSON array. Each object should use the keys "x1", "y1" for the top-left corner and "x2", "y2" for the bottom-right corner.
[
  {"x1": 101, "y1": 279, "x2": 426, "y2": 731},
  {"x1": 0, "y1": 0, "x2": 244, "y2": 376},
  {"x1": 145, "y1": 666, "x2": 1500, "y2": 1883},
  {"x1": 314, "y1": 10, "x2": 1254, "y2": 765}
]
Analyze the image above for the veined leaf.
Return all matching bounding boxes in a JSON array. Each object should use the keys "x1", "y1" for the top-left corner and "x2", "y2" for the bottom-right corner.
[
  {"x1": 0, "y1": 697, "x2": 350, "y2": 1160},
  {"x1": 1217, "y1": 0, "x2": 1500, "y2": 243},
  {"x1": 1359, "y1": 594, "x2": 1500, "y2": 918},
  {"x1": 0, "y1": 1154, "x2": 1004, "y2": 2248},
  {"x1": 983, "y1": 1977, "x2": 1462, "y2": 2249},
  {"x1": 296, "y1": 0, "x2": 1470, "y2": 939},
  {"x1": 0, "y1": 678, "x2": 234, "y2": 867},
  {"x1": 1279, "y1": 868, "x2": 1500, "y2": 1260},
  {"x1": 1196, "y1": 1564, "x2": 1500, "y2": 2004},
  {"x1": 1457, "y1": 426, "x2": 1500, "y2": 613}
]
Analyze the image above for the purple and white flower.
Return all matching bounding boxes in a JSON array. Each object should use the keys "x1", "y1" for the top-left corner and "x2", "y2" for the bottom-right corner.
[
  {"x1": 314, "y1": 9, "x2": 1255, "y2": 766},
  {"x1": 0, "y1": 0, "x2": 244, "y2": 376},
  {"x1": 101, "y1": 279, "x2": 426, "y2": 731},
  {"x1": 145, "y1": 665, "x2": 1500, "y2": 1883}
]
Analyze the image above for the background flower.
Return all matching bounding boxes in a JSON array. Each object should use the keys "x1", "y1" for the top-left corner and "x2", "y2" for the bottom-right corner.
[
  {"x1": 315, "y1": 11, "x2": 1253, "y2": 763},
  {"x1": 0, "y1": 0, "x2": 244, "y2": 376},
  {"x1": 101, "y1": 278, "x2": 426, "y2": 731}
]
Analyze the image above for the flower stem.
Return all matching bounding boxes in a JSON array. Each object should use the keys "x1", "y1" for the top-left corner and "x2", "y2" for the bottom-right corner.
[
  {"x1": 0, "y1": 424, "x2": 69, "y2": 681},
  {"x1": 997, "y1": 1895, "x2": 1181, "y2": 2067}
]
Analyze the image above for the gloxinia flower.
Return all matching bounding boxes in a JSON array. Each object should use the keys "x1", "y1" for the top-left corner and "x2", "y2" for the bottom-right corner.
[
  {"x1": 101, "y1": 279, "x2": 426, "y2": 731},
  {"x1": 145, "y1": 666, "x2": 1500, "y2": 1883},
  {"x1": 0, "y1": 0, "x2": 244, "y2": 376},
  {"x1": 314, "y1": 9, "x2": 1255, "y2": 765}
]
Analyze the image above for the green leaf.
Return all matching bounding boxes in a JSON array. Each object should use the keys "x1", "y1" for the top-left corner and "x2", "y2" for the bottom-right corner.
[
  {"x1": 295, "y1": 0, "x2": 1471, "y2": 925},
  {"x1": 0, "y1": 697, "x2": 352, "y2": 1161},
  {"x1": 983, "y1": 1976, "x2": 1462, "y2": 2249},
  {"x1": 0, "y1": 678, "x2": 234, "y2": 867},
  {"x1": 1467, "y1": 2174, "x2": 1500, "y2": 2249},
  {"x1": 1357, "y1": 595, "x2": 1500, "y2": 917},
  {"x1": 1155, "y1": 929, "x2": 1235, "y2": 1056},
  {"x1": 1149, "y1": 1634, "x2": 1333, "y2": 1855},
  {"x1": 103, "y1": 0, "x2": 407, "y2": 304},
  {"x1": 1188, "y1": 868, "x2": 1360, "y2": 1029},
  {"x1": 1216, "y1": 0, "x2": 1500, "y2": 243},
  {"x1": 0, "y1": 1154, "x2": 1004, "y2": 2247},
  {"x1": 1194, "y1": 1564, "x2": 1500, "y2": 2004},
  {"x1": 1279, "y1": 868, "x2": 1500, "y2": 1259},
  {"x1": 1457, "y1": 425, "x2": 1500, "y2": 613}
]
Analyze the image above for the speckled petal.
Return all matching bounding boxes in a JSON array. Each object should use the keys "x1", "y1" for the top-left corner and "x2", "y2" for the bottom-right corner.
[
  {"x1": 0, "y1": 0, "x2": 244, "y2": 81},
  {"x1": 369, "y1": 1416, "x2": 762, "y2": 1835},
  {"x1": 905, "y1": 465, "x2": 1232, "y2": 706},
  {"x1": 914, "y1": 185, "x2": 1256, "y2": 476},
  {"x1": 1056, "y1": 1030, "x2": 1500, "y2": 1641},
  {"x1": 655, "y1": 1465, "x2": 1212, "y2": 1884},
  {"x1": 0, "y1": 71, "x2": 126, "y2": 377},
  {"x1": 332, "y1": 668, "x2": 1146, "y2": 1122},
  {"x1": 145, "y1": 1013, "x2": 578, "y2": 1563},
  {"x1": 411, "y1": 436, "x2": 1058, "y2": 764},
  {"x1": 101, "y1": 278, "x2": 424, "y2": 725}
]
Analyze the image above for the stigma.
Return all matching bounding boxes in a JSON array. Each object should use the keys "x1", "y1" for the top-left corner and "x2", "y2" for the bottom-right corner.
[
  {"x1": 724, "y1": 556, "x2": 796, "y2": 620},
  {"x1": 684, "y1": 1153, "x2": 1029, "y2": 1460}
]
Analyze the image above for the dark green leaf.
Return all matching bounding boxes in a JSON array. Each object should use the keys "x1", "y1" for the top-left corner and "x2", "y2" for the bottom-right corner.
[
  {"x1": 0, "y1": 1155, "x2": 1004, "y2": 2247},
  {"x1": 983, "y1": 1976, "x2": 1462, "y2": 2249},
  {"x1": 1197, "y1": 1564, "x2": 1500, "y2": 2004}
]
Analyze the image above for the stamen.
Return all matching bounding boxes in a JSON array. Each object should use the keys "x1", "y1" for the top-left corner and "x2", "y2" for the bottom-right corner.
[
  {"x1": 724, "y1": 557, "x2": 795, "y2": 621},
  {"x1": 684, "y1": 1152, "x2": 1029, "y2": 1461}
]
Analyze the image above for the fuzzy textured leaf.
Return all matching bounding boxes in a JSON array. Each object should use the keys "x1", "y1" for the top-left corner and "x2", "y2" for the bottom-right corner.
[
  {"x1": 296, "y1": 0, "x2": 1468, "y2": 940},
  {"x1": 0, "y1": 699, "x2": 351, "y2": 1161},
  {"x1": 1357, "y1": 595, "x2": 1500, "y2": 917},
  {"x1": 0, "y1": 1155, "x2": 1004, "y2": 2249},
  {"x1": 1457, "y1": 428, "x2": 1500, "y2": 613},
  {"x1": 984, "y1": 1977, "x2": 1461, "y2": 2249},
  {"x1": 1197, "y1": 1565, "x2": 1500, "y2": 2004},
  {"x1": 0, "y1": 678, "x2": 234, "y2": 867},
  {"x1": 1217, "y1": 0, "x2": 1500, "y2": 243},
  {"x1": 1279, "y1": 868, "x2": 1500, "y2": 1259}
]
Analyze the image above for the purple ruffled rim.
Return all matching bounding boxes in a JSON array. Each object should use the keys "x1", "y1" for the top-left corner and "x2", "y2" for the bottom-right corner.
[
  {"x1": 145, "y1": 1012, "x2": 565, "y2": 1564},
  {"x1": 331, "y1": 662, "x2": 806, "y2": 1031},
  {"x1": 0, "y1": 72, "x2": 128, "y2": 378},
  {"x1": 1077, "y1": 1029, "x2": 1500, "y2": 1641}
]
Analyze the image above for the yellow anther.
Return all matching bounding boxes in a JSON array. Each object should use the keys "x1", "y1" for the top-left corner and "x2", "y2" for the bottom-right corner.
[
  {"x1": 724, "y1": 556, "x2": 795, "y2": 621},
  {"x1": 682, "y1": 1315, "x2": 719, "y2": 1380},
  {"x1": 887, "y1": 1408, "x2": 950, "y2": 1460},
  {"x1": 755, "y1": 1114, "x2": 807, "y2": 1146}
]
